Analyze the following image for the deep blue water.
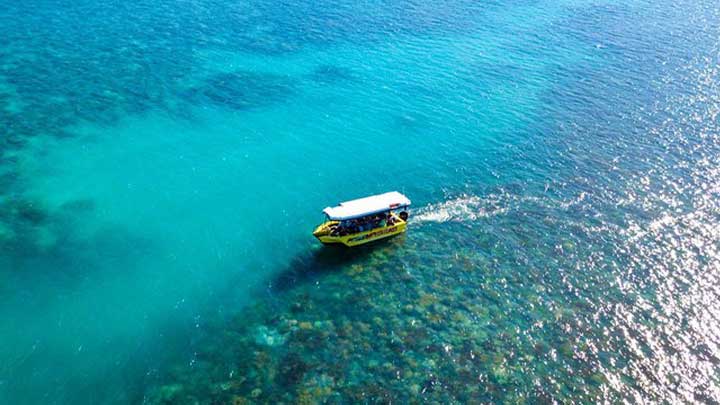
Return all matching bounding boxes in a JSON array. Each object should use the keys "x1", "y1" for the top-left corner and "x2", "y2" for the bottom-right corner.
[{"x1": 1, "y1": 0, "x2": 719, "y2": 403}]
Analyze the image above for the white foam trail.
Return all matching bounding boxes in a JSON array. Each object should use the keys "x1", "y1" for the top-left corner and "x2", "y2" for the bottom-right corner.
[
  {"x1": 412, "y1": 194, "x2": 508, "y2": 223},
  {"x1": 412, "y1": 192, "x2": 594, "y2": 225}
]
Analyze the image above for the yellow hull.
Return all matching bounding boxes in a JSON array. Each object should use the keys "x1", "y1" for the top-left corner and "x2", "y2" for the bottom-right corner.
[{"x1": 313, "y1": 220, "x2": 407, "y2": 247}]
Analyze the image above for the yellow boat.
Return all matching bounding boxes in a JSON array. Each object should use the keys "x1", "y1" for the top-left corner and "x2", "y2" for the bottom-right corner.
[{"x1": 313, "y1": 191, "x2": 411, "y2": 247}]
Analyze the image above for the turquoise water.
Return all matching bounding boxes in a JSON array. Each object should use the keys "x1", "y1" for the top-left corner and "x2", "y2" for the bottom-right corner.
[{"x1": 1, "y1": 0, "x2": 719, "y2": 402}]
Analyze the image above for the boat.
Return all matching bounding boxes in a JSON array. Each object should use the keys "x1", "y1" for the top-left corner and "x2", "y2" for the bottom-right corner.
[{"x1": 313, "y1": 191, "x2": 411, "y2": 247}]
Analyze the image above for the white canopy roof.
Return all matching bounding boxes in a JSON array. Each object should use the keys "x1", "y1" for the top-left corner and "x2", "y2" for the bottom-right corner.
[{"x1": 323, "y1": 191, "x2": 411, "y2": 221}]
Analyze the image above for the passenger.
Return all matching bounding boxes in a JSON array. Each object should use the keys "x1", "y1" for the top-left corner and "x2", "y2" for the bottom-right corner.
[
  {"x1": 387, "y1": 212, "x2": 395, "y2": 226},
  {"x1": 330, "y1": 221, "x2": 341, "y2": 236}
]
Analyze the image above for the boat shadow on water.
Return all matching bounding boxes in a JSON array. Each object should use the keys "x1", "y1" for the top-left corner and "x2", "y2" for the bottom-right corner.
[{"x1": 268, "y1": 234, "x2": 406, "y2": 294}]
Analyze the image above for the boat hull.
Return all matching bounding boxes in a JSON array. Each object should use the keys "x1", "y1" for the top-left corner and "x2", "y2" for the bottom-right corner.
[{"x1": 313, "y1": 220, "x2": 407, "y2": 247}]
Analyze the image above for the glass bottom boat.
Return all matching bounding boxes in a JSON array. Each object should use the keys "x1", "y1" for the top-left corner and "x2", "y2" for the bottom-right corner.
[{"x1": 313, "y1": 191, "x2": 411, "y2": 247}]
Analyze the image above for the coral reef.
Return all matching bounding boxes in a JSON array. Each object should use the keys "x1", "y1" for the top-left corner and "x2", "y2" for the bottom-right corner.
[{"x1": 144, "y1": 220, "x2": 625, "y2": 403}]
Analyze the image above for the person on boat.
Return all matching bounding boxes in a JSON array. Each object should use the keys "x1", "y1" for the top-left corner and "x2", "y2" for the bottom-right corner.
[{"x1": 332, "y1": 221, "x2": 347, "y2": 236}]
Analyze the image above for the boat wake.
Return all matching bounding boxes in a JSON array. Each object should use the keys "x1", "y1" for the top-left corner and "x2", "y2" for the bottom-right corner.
[
  {"x1": 412, "y1": 194, "x2": 509, "y2": 224},
  {"x1": 411, "y1": 191, "x2": 591, "y2": 225}
]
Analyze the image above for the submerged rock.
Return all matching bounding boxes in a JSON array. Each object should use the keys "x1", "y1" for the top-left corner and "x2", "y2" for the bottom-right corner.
[
  {"x1": 231, "y1": 396, "x2": 249, "y2": 405},
  {"x1": 155, "y1": 384, "x2": 184, "y2": 403},
  {"x1": 279, "y1": 352, "x2": 309, "y2": 387},
  {"x1": 12, "y1": 199, "x2": 48, "y2": 224},
  {"x1": 253, "y1": 325, "x2": 286, "y2": 347}
]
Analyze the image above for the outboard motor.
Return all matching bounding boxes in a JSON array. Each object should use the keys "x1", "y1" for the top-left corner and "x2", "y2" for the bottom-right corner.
[{"x1": 399, "y1": 211, "x2": 409, "y2": 221}]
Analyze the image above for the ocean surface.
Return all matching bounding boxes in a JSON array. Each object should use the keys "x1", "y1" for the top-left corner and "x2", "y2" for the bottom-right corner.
[{"x1": 1, "y1": 0, "x2": 719, "y2": 403}]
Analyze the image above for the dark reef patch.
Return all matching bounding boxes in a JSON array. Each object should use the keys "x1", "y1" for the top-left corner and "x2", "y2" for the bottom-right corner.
[
  {"x1": 181, "y1": 71, "x2": 296, "y2": 112},
  {"x1": 0, "y1": 195, "x2": 154, "y2": 282},
  {"x1": 306, "y1": 64, "x2": 355, "y2": 85},
  {"x1": 278, "y1": 352, "x2": 310, "y2": 387},
  {"x1": 0, "y1": 197, "x2": 55, "y2": 255}
]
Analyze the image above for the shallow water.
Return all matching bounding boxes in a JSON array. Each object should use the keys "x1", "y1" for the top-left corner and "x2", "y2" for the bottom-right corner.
[{"x1": 1, "y1": 0, "x2": 719, "y2": 402}]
